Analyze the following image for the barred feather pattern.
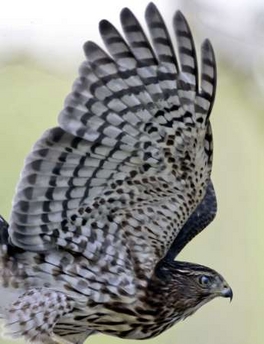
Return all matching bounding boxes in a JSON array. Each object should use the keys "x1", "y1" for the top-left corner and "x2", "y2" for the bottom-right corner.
[{"x1": 2, "y1": 3, "x2": 217, "y2": 343}]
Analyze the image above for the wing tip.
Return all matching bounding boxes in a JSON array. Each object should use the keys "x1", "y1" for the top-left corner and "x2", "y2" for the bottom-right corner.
[
  {"x1": 173, "y1": 10, "x2": 194, "y2": 44},
  {"x1": 120, "y1": 7, "x2": 133, "y2": 21},
  {"x1": 201, "y1": 38, "x2": 217, "y2": 73},
  {"x1": 202, "y1": 39, "x2": 214, "y2": 56},
  {"x1": 99, "y1": 19, "x2": 113, "y2": 35},
  {"x1": 145, "y1": 2, "x2": 158, "y2": 18},
  {"x1": 83, "y1": 40, "x2": 99, "y2": 57},
  {"x1": 174, "y1": 10, "x2": 187, "y2": 25}
]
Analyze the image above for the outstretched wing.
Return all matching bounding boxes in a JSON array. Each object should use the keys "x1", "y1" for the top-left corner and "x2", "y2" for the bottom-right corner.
[
  {"x1": 8, "y1": 3, "x2": 217, "y2": 281},
  {"x1": 163, "y1": 180, "x2": 217, "y2": 261}
]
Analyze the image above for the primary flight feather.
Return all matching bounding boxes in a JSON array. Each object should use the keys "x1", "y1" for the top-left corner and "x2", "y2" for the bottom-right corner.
[{"x1": 0, "y1": 3, "x2": 232, "y2": 344}]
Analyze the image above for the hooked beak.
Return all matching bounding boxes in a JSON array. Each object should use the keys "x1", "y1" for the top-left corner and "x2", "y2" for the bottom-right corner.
[{"x1": 221, "y1": 286, "x2": 233, "y2": 302}]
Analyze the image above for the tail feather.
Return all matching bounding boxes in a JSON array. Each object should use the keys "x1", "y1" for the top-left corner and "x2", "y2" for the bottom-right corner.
[{"x1": 2, "y1": 288, "x2": 75, "y2": 343}]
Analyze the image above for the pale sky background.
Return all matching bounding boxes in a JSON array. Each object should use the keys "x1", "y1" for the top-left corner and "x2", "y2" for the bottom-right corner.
[{"x1": 0, "y1": 0, "x2": 263, "y2": 76}]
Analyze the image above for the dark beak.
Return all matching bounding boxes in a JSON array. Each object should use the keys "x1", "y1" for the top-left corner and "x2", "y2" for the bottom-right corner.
[{"x1": 221, "y1": 286, "x2": 233, "y2": 302}]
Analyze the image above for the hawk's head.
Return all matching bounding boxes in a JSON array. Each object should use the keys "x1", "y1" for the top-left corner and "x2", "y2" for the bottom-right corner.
[{"x1": 153, "y1": 260, "x2": 232, "y2": 319}]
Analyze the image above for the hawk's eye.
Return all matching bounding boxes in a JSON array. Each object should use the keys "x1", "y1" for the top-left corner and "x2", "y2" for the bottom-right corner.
[{"x1": 199, "y1": 275, "x2": 211, "y2": 286}]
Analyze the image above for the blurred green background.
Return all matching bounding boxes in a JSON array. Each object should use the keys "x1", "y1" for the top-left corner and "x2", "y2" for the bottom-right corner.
[{"x1": 0, "y1": 1, "x2": 264, "y2": 344}]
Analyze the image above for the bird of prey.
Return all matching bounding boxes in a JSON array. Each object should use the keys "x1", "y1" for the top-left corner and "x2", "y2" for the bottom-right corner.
[{"x1": 0, "y1": 3, "x2": 232, "y2": 344}]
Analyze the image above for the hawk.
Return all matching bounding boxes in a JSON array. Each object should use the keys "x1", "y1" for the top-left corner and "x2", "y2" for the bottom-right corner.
[{"x1": 0, "y1": 3, "x2": 232, "y2": 344}]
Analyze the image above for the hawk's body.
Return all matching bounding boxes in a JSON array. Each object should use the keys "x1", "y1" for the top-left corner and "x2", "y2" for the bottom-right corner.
[{"x1": 0, "y1": 3, "x2": 231, "y2": 344}]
